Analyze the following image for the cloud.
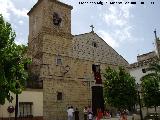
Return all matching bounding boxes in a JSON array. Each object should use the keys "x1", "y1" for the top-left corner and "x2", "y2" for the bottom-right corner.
[
  {"x1": 0, "y1": 0, "x2": 28, "y2": 20},
  {"x1": 0, "y1": 1, "x2": 11, "y2": 20},
  {"x1": 98, "y1": 30, "x2": 119, "y2": 48},
  {"x1": 12, "y1": 8, "x2": 28, "y2": 18},
  {"x1": 96, "y1": 0, "x2": 136, "y2": 49},
  {"x1": 114, "y1": 26, "x2": 133, "y2": 42},
  {"x1": 103, "y1": 3, "x2": 132, "y2": 28},
  {"x1": 18, "y1": 20, "x2": 24, "y2": 25},
  {"x1": 15, "y1": 38, "x2": 27, "y2": 45},
  {"x1": 104, "y1": 6, "x2": 126, "y2": 27},
  {"x1": 28, "y1": 0, "x2": 37, "y2": 4}
]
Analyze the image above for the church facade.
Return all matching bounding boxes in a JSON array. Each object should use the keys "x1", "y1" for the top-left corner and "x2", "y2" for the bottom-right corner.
[{"x1": 27, "y1": 0, "x2": 129, "y2": 120}]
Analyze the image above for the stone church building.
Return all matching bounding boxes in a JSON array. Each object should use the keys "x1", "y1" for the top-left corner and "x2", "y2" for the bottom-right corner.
[{"x1": 27, "y1": 0, "x2": 129, "y2": 120}]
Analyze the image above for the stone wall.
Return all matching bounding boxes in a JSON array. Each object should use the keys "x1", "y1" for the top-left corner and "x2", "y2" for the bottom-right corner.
[
  {"x1": 73, "y1": 32, "x2": 129, "y2": 67},
  {"x1": 41, "y1": 33, "x2": 91, "y2": 120}
]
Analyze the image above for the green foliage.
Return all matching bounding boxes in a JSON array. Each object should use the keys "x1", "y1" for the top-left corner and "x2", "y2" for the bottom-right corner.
[
  {"x1": 103, "y1": 67, "x2": 137, "y2": 110},
  {"x1": 0, "y1": 14, "x2": 31, "y2": 105},
  {"x1": 141, "y1": 62, "x2": 160, "y2": 108}
]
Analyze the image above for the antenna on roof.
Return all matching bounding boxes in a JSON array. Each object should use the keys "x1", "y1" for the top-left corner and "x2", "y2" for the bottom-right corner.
[
  {"x1": 154, "y1": 28, "x2": 157, "y2": 40},
  {"x1": 153, "y1": 29, "x2": 159, "y2": 57}
]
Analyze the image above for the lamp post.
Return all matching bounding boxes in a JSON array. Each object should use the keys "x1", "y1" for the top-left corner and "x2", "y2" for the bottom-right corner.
[
  {"x1": 15, "y1": 81, "x2": 19, "y2": 120},
  {"x1": 136, "y1": 83, "x2": 143, "y2": 120}
]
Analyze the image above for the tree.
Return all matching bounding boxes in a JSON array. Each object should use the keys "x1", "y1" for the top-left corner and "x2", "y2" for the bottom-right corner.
[
  {"x1": 103, "y1": 67, "x2": 137, "y2": 111},
  {"x1": 0, "y1": 14, "x2": 31, "y2": 105},
  {"x1": 141, "y1": 62, "x2": 160, "y2": 112}
]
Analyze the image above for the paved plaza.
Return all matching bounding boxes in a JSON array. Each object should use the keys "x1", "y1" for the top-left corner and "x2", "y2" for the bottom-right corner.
[{"x1": 99, "y1": 116, "x2": 134, "y2": 120}]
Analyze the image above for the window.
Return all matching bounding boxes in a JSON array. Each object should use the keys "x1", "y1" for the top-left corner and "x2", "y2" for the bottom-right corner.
[
  {"x1": 57, "y1": 92, "x2": 63, "y2": 100},
  {"x1": 142, "y1": 68, "x2": 146, "y2": 73},
  {"x1": 56, "y1": 55, "x2": 62, "y2": 65},
  {"x1": 92, "y1": 42, "x2": 97, "y2": 47},
  {"x1": 19, "y1": 102, "x2": 33, "y2": 117}
]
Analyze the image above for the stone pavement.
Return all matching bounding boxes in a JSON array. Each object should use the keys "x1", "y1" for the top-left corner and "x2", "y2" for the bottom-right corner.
[{"x1": 92, "y1": 116, "x2": 134, "y2": 120}]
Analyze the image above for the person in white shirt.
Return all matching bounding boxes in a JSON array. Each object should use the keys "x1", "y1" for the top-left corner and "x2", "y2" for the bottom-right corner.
[
  {"x1": 88, "y1": 112, "x2": 93, "y2": 120},
  {"x1": 67, "y1": 106, "x2": 74, "y2": 120}
]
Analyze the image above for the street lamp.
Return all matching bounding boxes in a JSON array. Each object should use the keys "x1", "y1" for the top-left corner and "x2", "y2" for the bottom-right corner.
[
  {"x1": 15, "y1": 81, "x2": 19, "y2": 120},
  {"x1": 136, "y1": 83, "x2": 143, "y2": 120}
]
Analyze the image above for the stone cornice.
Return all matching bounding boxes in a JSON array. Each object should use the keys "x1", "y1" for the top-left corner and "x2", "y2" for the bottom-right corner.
[{"x1": 29, "y1": 27, "x2": 73, "y2": 42}]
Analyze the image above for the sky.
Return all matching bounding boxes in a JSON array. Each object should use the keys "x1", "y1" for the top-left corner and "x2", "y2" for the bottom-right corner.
[{"x1": 0, "y1": 0, "x2": 160, "y2": 64}]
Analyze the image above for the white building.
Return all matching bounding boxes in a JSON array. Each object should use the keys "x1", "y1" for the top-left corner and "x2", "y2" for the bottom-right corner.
[
  {"x1": 0, "y1": 89, "x2": 43, "y2": 120},
  {"x1": 130, "y1": 51, "x2": 157, "y2": 84},
  {"x1": 129, "y1": 30, "x2": 160, "y2": 117}
]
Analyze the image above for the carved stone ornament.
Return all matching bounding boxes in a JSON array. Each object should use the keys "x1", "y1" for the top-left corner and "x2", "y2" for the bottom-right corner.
[
  {"x1": 60, "y1": 65, "x2": 70, "y2": 75},
  {"x1": 53, "y1": 12, "x2": 62, "y2": 26}
]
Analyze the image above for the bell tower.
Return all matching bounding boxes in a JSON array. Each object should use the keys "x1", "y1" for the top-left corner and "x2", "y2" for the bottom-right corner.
[
  {"x1": 28, "y1": 0, "x2": 73, "y2": 54},
  {"x1": 43, "y1": 0, "x2": 72, "y2": 34},
  {"x1": 28, "y1": 0, "x2": 72, "y2": 33},
  {"x1": 27, "y1": 0, "x2": 73, "y2": 74},
  {"x1": 27, "y1": 0, "x2": 74, "y2": 120}
]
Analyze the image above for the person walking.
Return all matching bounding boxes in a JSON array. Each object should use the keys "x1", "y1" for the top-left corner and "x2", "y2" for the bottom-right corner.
[
  {"x1": 88, "y1": 112, "x2": 93, "y2": 120},
  {"x1": 96, "y1": 108, "x2": 103, "y2": 120},
  {"x1": 67, "y1": 106, "x2": 74, "y2": 120},
  {"x1": 87, "y1": 105, "x2": 92, "y2": 113},
  {"x1": 74, "y1": 108, "x2": 79, "y2": 120},
  {"x1": 83, "y1": 107, "x2": 88, "y2": 120},
  {"x1": 120, "y1": 112, "x2": 127, "y2": 120}
]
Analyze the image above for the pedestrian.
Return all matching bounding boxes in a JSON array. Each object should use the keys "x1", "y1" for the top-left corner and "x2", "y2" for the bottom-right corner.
[
  {"x1": 126, "y1": 109, "x2": 129, "y2": 115},
  {"x1": 83, "y1": 106, "x2": 88, "y2": 120},
  {"x1": 87, "y1": 105, "x2": 92, "y2": 113},
  {"x1": 88, "y1": 112, "x2": 93, "y2": 120},
  {"x1": 105, "y1": 110, "x2": 111, "y2": 119},
  {"x1": 120, "y1": 111, "x2": 127, "y2": 120},
  {"x1": 96, "y1": 108, "x2": 103, "y2": 120},
  {"x1": 74, "y1": 108, "x2": 79, "y2": 120},
  {"x1": 67, "y1": 106, "x2": 74, "y2": 120}
]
